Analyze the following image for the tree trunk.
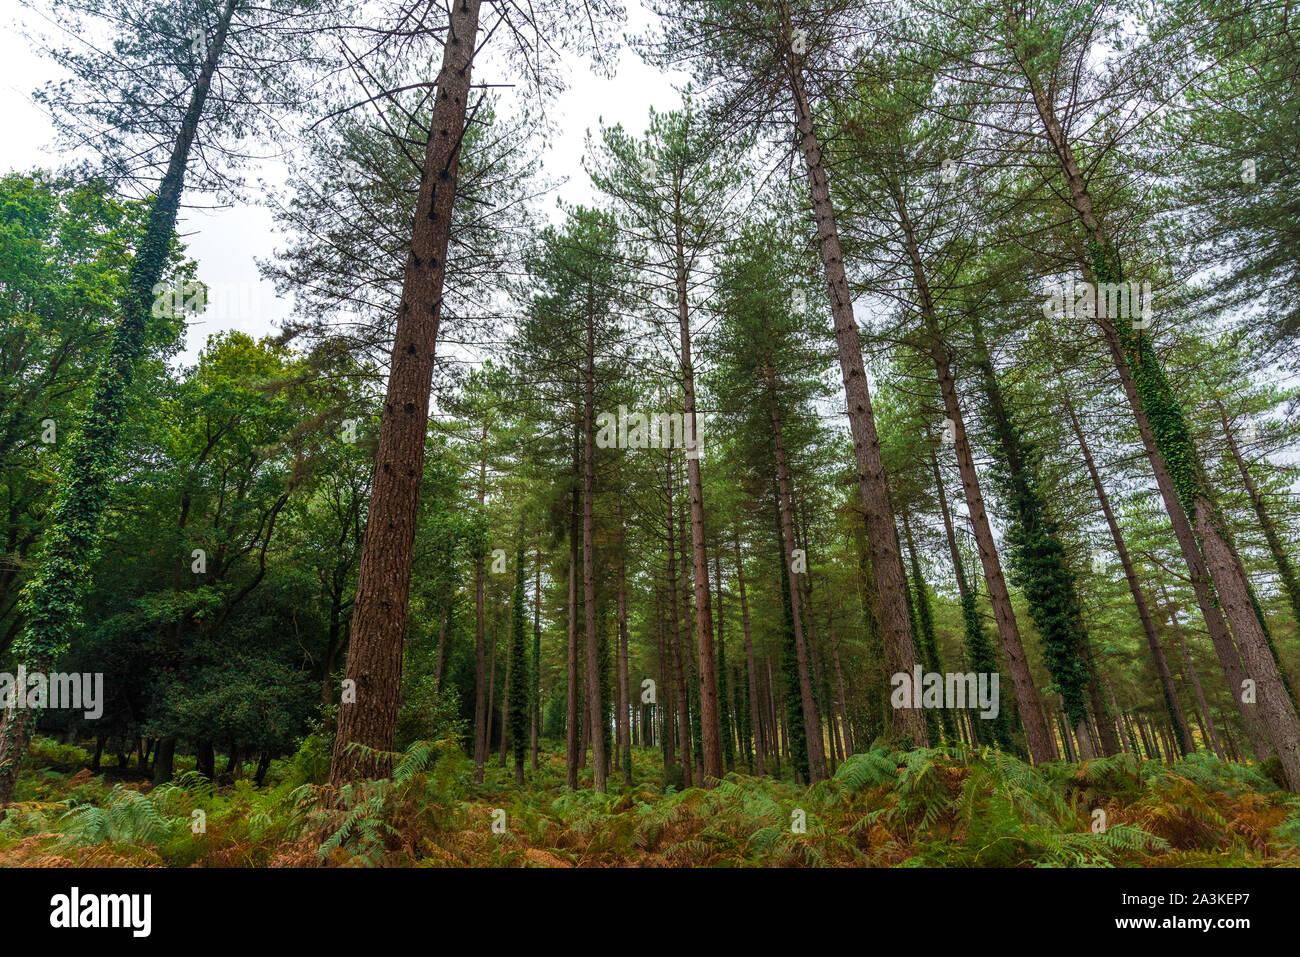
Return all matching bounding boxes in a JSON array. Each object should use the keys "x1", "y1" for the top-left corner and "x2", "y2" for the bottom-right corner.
[
  {"x1": 665, "y1": 448, "x2": 692, "y2": 787},
  {"x1": 892, "y1": 228, "x2": 1049, "y2": 760},
  {"x1": 734, "y1": 535, "x2": 764, "y2": 775},
  {"x1": 531, "y1": 547, "x2": 541, "y2": 772},
  {"x1": 472, "y1": 420, "x2": 489, "y2": 782},
  {"x1": 151, "y1": 738, "x2": 176, "y2": 786},
  {"x1": 499, "y1": 615, "x2": 511, "y2": 769},
  {"x1": 582, "y1": 307, "x2": 606, "y2": 792},
  {"x1": 673, "y1": 235, "x2": 722, "y2": 785},
  {"x1": 830, "y1": 630, "x2": 852, "y2": 757},
  {"x1": 196, "y1": 741, "x2": 215, "y2": 781},
  {"x1": 927, "y1": 337, "x2": 1049, "y2": 761},
  {"x1": 565, "y1": 434, "x2": 580, "y2": 788},
  {"x1": 328, "y1": 0, "x2": 483, "y2": 788},
  {"x1": 713, "y1": 545, "x2": 735, "y2": 772},
  {"x1": 1080, "y1": 635, "x2": 1120, "y2": 756},
  {"x1": 656, "y1": 589, "x2": 674, "y2": 772},
  {"x1": 254, "y1": 751, "x2": 271, "y2": 786},
  {"x1": 1159, "y1": 584, "x2": 1226, "y2": 760},
  {"x1": 1217, "y1": 398, "x2": 1300, "y2": 631},
  {"x1": 486, "y1": 627, "x2": 497, "y2": 763},
  {"x1": 767, "y1": 370, "x2": 827, "y2": 782},
  {"x1": 1108, "y1": 682, "x2": 1133, "y2": 755},
  {"x1": 616, "y1": 506, "x2": 632, "y2": 785},
  {"x1": 783, "y1": 41, "x2": 924, "y2": 747},
  {"x1": 433, "y1": 602, "x2": 451, "y2": 695},
  {"x1": 1064, "y1": 394, "x2": 1191, "y2": 754},
  {"x1": 902, "y1": 509, "x2": 952, "y2": 743},
  {"x1": 1097, "y1": 315, "x2": 1270, "y2": 760},
  {"x1": 767, "y1": 661, "x2": 782, "y2": 777}
]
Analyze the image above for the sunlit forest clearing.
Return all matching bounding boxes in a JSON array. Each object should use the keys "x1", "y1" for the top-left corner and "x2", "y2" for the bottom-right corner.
[{"x1": 1, "y1": 0, "x2": 1298, "y2": 870}]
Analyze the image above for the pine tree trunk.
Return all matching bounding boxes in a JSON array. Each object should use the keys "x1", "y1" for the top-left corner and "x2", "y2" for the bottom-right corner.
[
  {"x1": 713, "y1": 548, "x2": 735, "y2": 772},
  {"x1": 767, "y1": 371, "x2": 827, "y2": 782},
  {"x1": 677, "y1": 499, "x2": 703, "y2": 783},
  {"x1": 565, "y1": 448, "x2": 580, "y2": 788},
  {"x1": 1108, "y1": 682, "x2": 1132, "y2": 755},
  {"x1": 673, "y1": 239, "x2": 722, "y2": 784},
  {"x1": 1097, "y1": 316, "x2": 1270, "y2": 759},
  {"x1": 582, "y1": 305, "x2": 606, "y2": 792},
  {"x1": 902, "y1": 510, "x2": 954, "y2": 742},
  {"x1": 794, "y1": 503, "x2": 836, "y2": 767},
  {"x1": 500, "y1": 620, "x2": 511, "y2": 769},
  {"x1": 1064, "y1": 394, "x2": 1191, "y2": 754},
  {"x1": 1159, "y1": 584, "x2": 1226, "y2": 760},
  {"x1": 486, "y1": 630, "x2": 497, "y2": 763},
  {"x1": 531, "y1": 549, "x2": 541, "y2": 772},
  {"x1": 931, "y1": 447, "x2": 1010, "y2": 750},
  {"x1": 767, "y1": 661, "x2": 782, "y2": 777},
  {"x1": 656, "y1": 590, "x2": 674, "y2": 770},
  {"x1": 472, "y1": 420, "x2": 489, "y2": 783},
  {"x1": 783, "y1": 47, "x2": 924, "y2": 747},
  {"x1": 1057, "y1": 709, "x2": 1075, "y2": 762},
  {"x1": 734, "y1": 535, "x2": 764, "y2": 775},
  {"x1": 328, "y1": 0, "x2": 483, "y2": 788},
  {"x1": 1217, "y1": 399, "x2": 1300, "y2": 629},
  {"x1": 927, "y1": 336, "x2": 1049, "y2": 761},
  {"x1": 433, "y1": 603, "x2": 451, "y2": 694},
  {"x1": 1042, "y1": 704, "x2": 1060, "y2": 760},
  {"x1": 616, "y1": 508, "x2": 632, "y2": 785},
  {"x1": 665, "y1": 449, "x2": 693, "y2": 787}
]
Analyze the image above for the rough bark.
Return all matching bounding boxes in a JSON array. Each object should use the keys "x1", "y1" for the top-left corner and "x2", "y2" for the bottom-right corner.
[
  {"x1": 328, "y1": 0, "x2": 483, "y2": 787},
  {"x1": 783, "y1": 42, "x2": 925, "y2": 747}
]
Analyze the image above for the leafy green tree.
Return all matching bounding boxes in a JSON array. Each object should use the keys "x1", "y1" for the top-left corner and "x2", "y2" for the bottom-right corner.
[
  {"x1": 0, "y1": 0, "x2": 336, "y2": 801},
  {"x1": 0, "y1": 173, "x2": 189, "y2": 655}
]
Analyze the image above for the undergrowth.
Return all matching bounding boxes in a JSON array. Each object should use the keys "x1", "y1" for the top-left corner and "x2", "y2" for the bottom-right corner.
[{"x1": 2, "y1": 736, "x2": 1297, "y2": 867}]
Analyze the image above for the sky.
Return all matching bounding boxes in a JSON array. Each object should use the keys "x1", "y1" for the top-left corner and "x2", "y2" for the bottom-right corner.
[{"x1": 0, "y1": 1, "x2": 686, "y2": 366}]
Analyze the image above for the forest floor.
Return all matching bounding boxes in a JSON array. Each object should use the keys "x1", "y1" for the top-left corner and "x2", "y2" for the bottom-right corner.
[{"x1": 1, "y1": 736, "x2": 1298, "y2": 867}]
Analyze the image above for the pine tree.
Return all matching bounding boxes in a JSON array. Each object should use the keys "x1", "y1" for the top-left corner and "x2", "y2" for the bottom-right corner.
[{"x1": 508, "y1": 531, "x2": 529, "y2": 784}]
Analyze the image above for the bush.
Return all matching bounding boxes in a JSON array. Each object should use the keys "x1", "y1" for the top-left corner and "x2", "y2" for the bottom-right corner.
[{"x1": 26, "y1": 737, "x2": 91, "y2": 771}]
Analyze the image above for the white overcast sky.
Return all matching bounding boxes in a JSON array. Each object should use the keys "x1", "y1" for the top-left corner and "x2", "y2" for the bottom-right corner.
[{"x1": 0, "y1": 1, "x2": 687, "y2": 365}]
